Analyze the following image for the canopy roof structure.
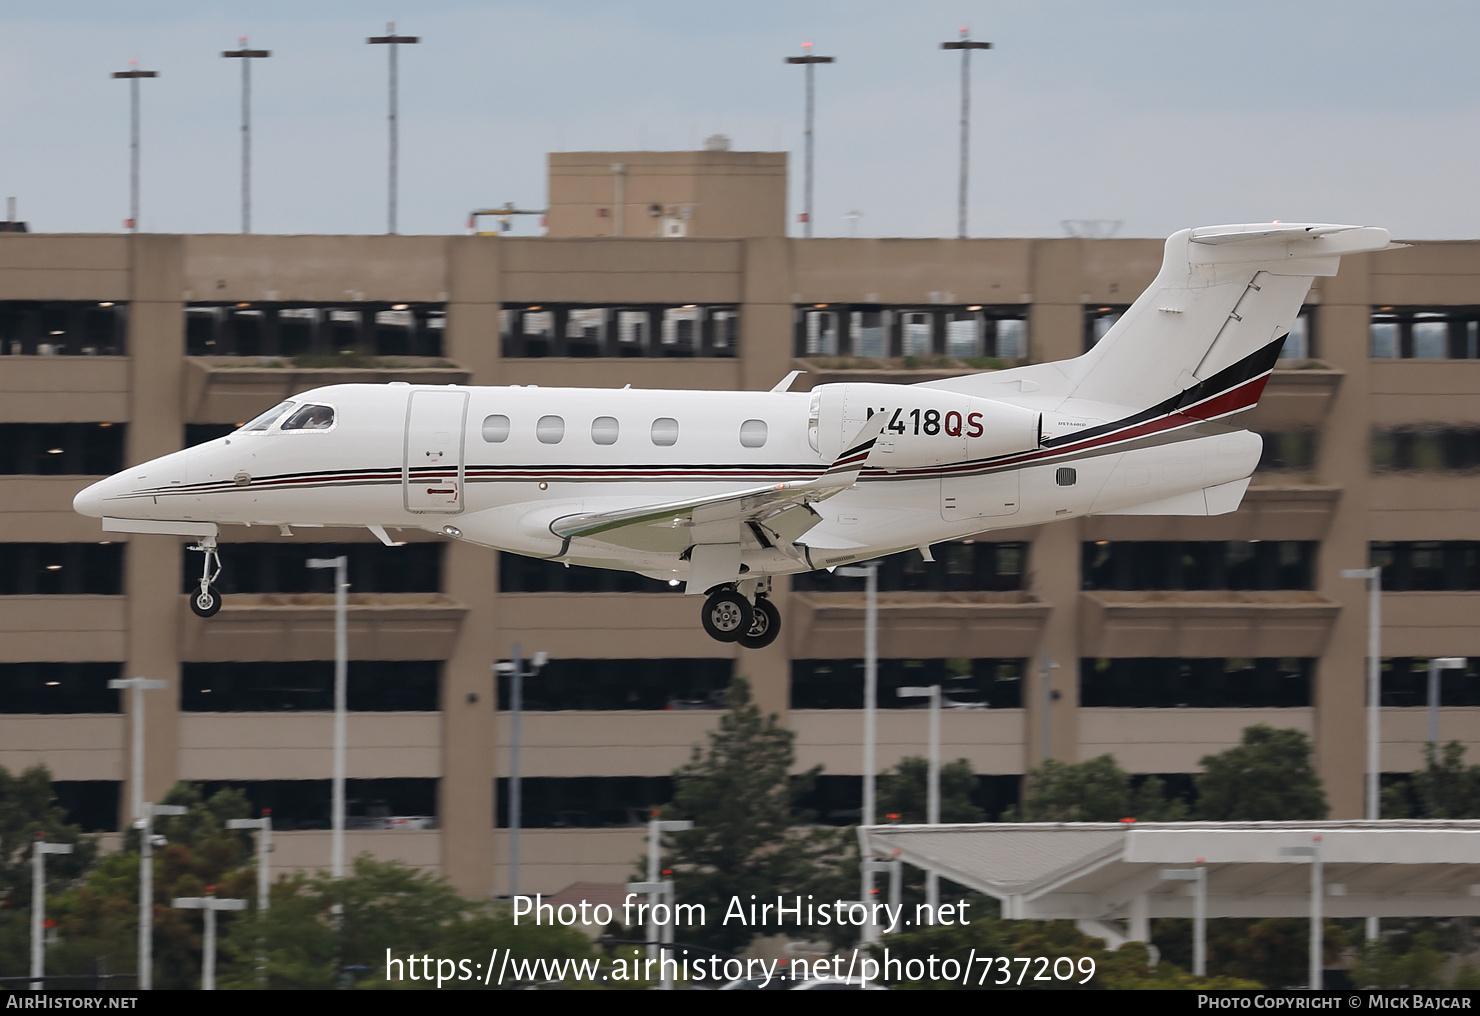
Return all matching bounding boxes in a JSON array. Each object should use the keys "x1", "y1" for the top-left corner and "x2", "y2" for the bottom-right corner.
[{"x1": 860, "y1": 821, "x2": 1480, "y2": 946}]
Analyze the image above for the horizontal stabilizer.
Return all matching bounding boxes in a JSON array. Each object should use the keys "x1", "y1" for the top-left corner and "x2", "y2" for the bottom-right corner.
[{"x1": 1097, "y1": 477, "x2": 1250, "y2": 516}]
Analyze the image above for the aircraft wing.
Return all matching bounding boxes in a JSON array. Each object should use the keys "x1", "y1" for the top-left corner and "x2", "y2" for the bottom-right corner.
[{"x1": 547, "y1": 414, "x2": 888, "y2": 557}]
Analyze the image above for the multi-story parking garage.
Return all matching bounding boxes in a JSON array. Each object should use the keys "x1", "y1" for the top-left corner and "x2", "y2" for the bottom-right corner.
[{"x1": 2, "y1": 148, "x2": 1478, "y2": 900}]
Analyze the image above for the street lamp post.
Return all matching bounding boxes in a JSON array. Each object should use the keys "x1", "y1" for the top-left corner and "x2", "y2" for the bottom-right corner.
[
  {"x1": 897, "y1": 684, "x2": 941, "y2": 920},
  {"x1": 1342, "y1": 565, "x2": 1382, "y2": 944},
  {"x1": 227, "y1": 812, "x2": 273, "y2": 985},
  {"x1": 1039, "y1": 654, "x2": 1059, "y2": 762},
  {"x1": 1427, "y1": 657, "x2": 1467, "y2": 747},
  {"x1": 1342, "y1": 566, "x2": 1383, "y2": 822},
  {"x1": 1160, "y1": 866, "x2": 1207, "y2": 976},
  {"x1": 785, "y1": 44, "x2": 834, "y2": 239},
  {"x1": 307, "y1": 556, "x2": 348, "y2": 879},
  {"x1": 495, "y1": 646, "x2": 547, "y2": 901},
  {"x1": 940, "y1": 28, "x2": 992, "y2": 239},
  {"x1": 221, "y1": 38, "x2": 270, "y2": 234},
  {"x1": 837, "y1": 561, "x2": 879, "y2": 941},
  {"x1": 111, "y1": 62, "x2": 159, "y2": 232},
  {"x1": 644, "y1": 816, "x2": 692, "y2": 972},
  {"x1": 1280, "y1": 838, "x2": 1324, "y2": 990},
  {"x1": 107, "y1": 677, "x2": 168, "y2": 827},
  {"x1": 136, "y1": 802, "x2": 186, "y2": 989},
  {"x1": 367, "y1": 23, "x2": 420, "y2": 235},
  {"x1": 30, "y1": 836, "x2": 73, "y2": 989},
  {"x1": 171, "y1": 893, "x2": 247, "y2": 989}
]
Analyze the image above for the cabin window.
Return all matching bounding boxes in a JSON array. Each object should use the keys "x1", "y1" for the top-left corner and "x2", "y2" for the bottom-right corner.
[
  {"x1": 536, "y1": 415, "x2": 565, "y2": 444},
  {"x1": 651, "y1": 418, "x2": 679, "y2": 446},
  {"x1": 591, "y1": 417, "x2": 619, "y2": 445},
  {"x1": 280, "y1": 404, "x2": 335, "y2": 431},
  {"x1": 739, "y1": 419, "x2": 767, "y2": 448},
  {"x1": 482, "y1": 415, "x2": 510, "y2": 443}
]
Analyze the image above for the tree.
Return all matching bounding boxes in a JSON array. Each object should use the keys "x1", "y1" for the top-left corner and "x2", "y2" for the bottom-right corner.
[
  {"x1": 217, "y1": 856, "x2": 598, "y2": 989},
  {"x1": 1393, "y1": 741, "x2": 1480, "y2": 819},
  {"x1": 1194, "y1": 725, "x2": 1327, "y2": 821},
  {"x1": 0, "y1": 766, "x2": 96, "y2": 980},
  {"x1": 659, "y1": 676, "x2": 852, "y2": 954},
  {"x1": 877, "y1": 757, "x2": 984, "y2": 824},
  {"x1": 1009, "y1": 755, "x2": 1187, "y2": 822},
  {"x1": 1350, "y1": 930, "x2": 1449, "y2": 989},
  {"x1": 1152, "y1": 917, "x2": 1347, "y2": 988},
  {"x1": 46, "y1": 782, "x2": 256, "y2": 989},
  {"x1": 870, "y1": 916, "x2": 1259, "y2": 990}
]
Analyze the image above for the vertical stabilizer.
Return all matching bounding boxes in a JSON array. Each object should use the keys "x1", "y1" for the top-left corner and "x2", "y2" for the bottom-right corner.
[{"x1": 1063, "y1": 224, "x2": 1389, "y2": 411}]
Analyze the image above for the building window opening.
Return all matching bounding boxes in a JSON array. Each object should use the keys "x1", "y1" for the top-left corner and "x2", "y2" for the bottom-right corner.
[
  {"x1": 1080, "y1": 657, "x2": 1312, "y2": 708},
  {"x1": 0, "y1": 423, "x2": 124, "y2": 475},
  {"x1": 0, "y1": 301, "x2": 128, "y2": 356},
  {"x1": 0, "y1": 662, "x2": 122, "y2": 713},
  {"x1": 496, "y1": 657, "x2": 732, "y2": 711},
  {"x1": 496, "y1": 776, "x2": 672, "y2": 829},
  {"x1": 182, "y1": 660, "x2": 440, "y2": 711},
  {"x1": 790, "y1": 658, "x2": 1024, "y2": 710}
]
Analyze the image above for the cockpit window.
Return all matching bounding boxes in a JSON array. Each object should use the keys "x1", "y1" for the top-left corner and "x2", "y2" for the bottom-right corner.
[
  {"x1": 280, "y1": 404, "x2": 336, "y2": 431},
  {"x1": 240, "y1": 401, "x2": 295, "y2": 433}
]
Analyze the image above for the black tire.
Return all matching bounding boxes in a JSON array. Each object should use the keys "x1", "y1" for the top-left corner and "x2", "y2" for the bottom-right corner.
[
  {"x1": 701, "y1": 589, "x2": 752, "y2": 643},
  {"x1": 190, "y1": 584, "x2": 223, "y2": 618},
  {"x1": 738, "y1": 597, "x2": 781, "y2": 650}
]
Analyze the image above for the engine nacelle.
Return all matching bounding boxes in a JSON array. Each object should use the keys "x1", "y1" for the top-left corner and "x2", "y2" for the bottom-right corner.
[{"x1": 809, "y1": 382, "x2": 1041, "y2": 470}]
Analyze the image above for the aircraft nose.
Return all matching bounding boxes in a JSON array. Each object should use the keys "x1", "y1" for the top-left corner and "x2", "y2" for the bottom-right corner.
[{"x1": 73, "y1": 477, "x2": 110, "y2": 518}]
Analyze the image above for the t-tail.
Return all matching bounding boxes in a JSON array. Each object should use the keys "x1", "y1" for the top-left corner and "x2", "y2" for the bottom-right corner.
[{"x1": 927, "y1": 223, "x2": 1394, "y2": 419}]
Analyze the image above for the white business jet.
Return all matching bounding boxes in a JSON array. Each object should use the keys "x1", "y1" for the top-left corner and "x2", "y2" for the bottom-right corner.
[{"x1": 75, "y1": 223, "x2": 1392, "y2": 648}]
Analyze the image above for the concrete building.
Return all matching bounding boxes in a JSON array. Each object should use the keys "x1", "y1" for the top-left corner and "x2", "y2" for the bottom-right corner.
[{"x1": 2, "y1": 151, "x2": 1478, "y2": 900}]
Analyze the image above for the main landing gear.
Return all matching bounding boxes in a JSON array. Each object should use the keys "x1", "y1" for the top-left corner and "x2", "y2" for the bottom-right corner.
[
  {"x1": 701, "y1": 579, "x2": 779, "y2": 650},
  {"x1": 187, "y1": 536, "x2": 223, "y2": 618}
]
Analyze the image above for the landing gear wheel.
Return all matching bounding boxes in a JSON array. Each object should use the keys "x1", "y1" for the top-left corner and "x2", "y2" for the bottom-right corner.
[
  {"x1": 738, "y1": 597, "x2": 781, "y2": 650},
  {"x1": 190, "y1": 583, "x2": 223, "y2": 618},
  {"x1": 186, "y1": 536, "x2": 223, "y2": 618},
  {"x1": 701, "y1": 589, "x2": 752, "y2": 643}
]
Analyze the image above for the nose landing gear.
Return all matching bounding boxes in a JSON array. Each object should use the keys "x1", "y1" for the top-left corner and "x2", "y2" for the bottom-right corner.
[
  {"x1": 700, "y1": 578, "x2": 780, "y2": 649},
  {"x1": 187, "y1": 536, "x2": 223, "y2": 618}
]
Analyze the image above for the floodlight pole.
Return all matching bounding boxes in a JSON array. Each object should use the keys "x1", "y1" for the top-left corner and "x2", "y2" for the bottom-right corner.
[
  {"x1": 898, "y1": 684, "x2": 941, "y2": 920},
  {"x1": 222, "y1": 38, "x2": 270, "y2": 233},
  {"x1": 172, "y1": 893, "x2": 247, "y2": 989},
  {"x1": 368, "y1": 23, "x2": 420, "y2": 234},
  {"x1": 31, "y1": 836, "x2": 73, "y2": 989},
  {"x1": 308, "y1": 556, "x2": 348, "y2": 878},
  {"x1": 136, "y1": 802, "x2": 186, "y2": 989},
  {"x1": 941, "y1": 29, "x2": 992, "y2": 238},
  {"x1": 111, "y1": 63, "x2": 158, "y2": 232},
  {"x1": 1427, "y1": 657, "x2": 1467, "y2": 746},
  {"x1": 785, "y1": 45, "x2": 834, "y2": 239}
]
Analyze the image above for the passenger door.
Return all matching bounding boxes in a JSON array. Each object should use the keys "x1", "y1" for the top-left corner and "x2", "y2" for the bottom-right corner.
[{"x1": 403, "y1": 389, "x2": 468, "y2": 513}]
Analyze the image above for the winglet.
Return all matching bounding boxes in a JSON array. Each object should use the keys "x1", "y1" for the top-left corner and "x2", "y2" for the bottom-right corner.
[
  {"x1": 770, "y1": 370, "x2": 806, "y2": 392},
  {"x1": 815, "y1": 413, "x2": 888, "y2": 488}
]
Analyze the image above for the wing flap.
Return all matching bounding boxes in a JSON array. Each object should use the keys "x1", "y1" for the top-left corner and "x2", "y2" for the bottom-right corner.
[{"x1": 548, "y1": 414, "x2": 887, "y2": 554}]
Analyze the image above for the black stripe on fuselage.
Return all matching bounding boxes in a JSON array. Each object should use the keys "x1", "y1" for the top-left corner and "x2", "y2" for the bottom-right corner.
[{"x1": 1040, "y1": 331, "x2": 1286, "y2": 450}]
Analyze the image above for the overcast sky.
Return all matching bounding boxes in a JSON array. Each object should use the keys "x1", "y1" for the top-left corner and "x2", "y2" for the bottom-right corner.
[{"x1": 4, "y1": 1, "x2": 1478, "y2": 239}]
